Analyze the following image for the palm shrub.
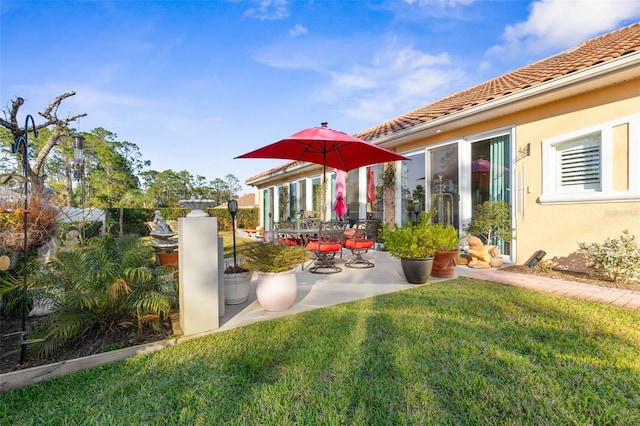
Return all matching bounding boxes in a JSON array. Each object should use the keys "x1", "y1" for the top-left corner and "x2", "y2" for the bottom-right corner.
[
  {"x1": 28, "y1": 235, "x2": 177, "y2": 358},
  {"x1": 240, "y1": 242, "x2": 308, "y2": 273}
]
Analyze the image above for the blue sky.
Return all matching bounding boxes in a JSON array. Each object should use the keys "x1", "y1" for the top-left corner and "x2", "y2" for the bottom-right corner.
[{"x1": 2, "y1": 0, "x2": 640, "y2": 194}]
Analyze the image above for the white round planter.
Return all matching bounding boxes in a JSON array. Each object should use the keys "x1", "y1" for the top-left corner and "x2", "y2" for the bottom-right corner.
[
  {"x1": 224, "y1": 271, "x2": 252, "y2": 305},
  {"x1": 255, "y1": 269, "x2": 298, "y2": 311}
]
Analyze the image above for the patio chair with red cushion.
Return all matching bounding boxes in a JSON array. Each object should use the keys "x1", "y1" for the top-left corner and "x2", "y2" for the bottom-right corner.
[
  {"x1": 304, "y1": 220, "x2": 347, "y2": 274},
  {"x1": 343, "y1": 219, "x2": 380, "y2": 268},
  {"x1": 274, "y1": 220, "x2": 302, "y2": 246}
]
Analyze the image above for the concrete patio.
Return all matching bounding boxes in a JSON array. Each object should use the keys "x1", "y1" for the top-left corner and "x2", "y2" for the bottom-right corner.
[{"x1": 220, "y1": 250, "x2": 640, "y2": 332}]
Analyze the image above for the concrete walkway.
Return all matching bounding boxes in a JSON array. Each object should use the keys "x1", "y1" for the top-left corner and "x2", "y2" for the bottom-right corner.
[{"x1": 220, "y1": 250, "x2": 640, "y2": 331}]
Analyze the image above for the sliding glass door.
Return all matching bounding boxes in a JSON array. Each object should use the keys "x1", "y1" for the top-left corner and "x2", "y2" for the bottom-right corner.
[
  {"x1": 470, "y1": 134, "x2": 511, "y2": 252},
  {"x1": 429, "y1": 144, "x2": 459, "y2": 229}
]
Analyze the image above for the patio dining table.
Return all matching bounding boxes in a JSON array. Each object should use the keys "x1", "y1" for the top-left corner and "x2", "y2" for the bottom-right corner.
[{"x1": 277, "y1": 228, "x2": 319, "y2": 246}]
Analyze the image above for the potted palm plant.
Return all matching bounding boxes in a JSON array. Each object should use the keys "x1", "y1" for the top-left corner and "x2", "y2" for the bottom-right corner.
[
  {"x1": 381, "y1": 211, "x2": 439, "y2": 284},
  {"x1": 431, "y1": 224, "x2": 464, "y2": 278},
  {"x1": 240, "y1": 242, "x2": 307, "y2": 311}
]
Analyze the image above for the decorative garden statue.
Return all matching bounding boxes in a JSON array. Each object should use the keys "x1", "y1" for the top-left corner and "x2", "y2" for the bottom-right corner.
[{"x1": 149, "y1": 210, "x2": 178, "y2": 252}]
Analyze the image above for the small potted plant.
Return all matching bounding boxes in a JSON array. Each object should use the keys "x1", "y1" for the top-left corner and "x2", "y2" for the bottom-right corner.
[
  {"x1": 380, "y1": 211, "x2": 439, "y2": 284},
  {"x1": 465, "y1": 200, "x2": 512, "y2": 267},
  {"x1": 223, "y1": 261, "x2": 251, "y2": 305},
  {"x1": 431, "y1": 224, "x2": 464, "y2": 278},
  {"x1": 240, "y1": 242, "x2": 308, "y2": 311},
  {"x1": 156, "y1": 248, "x2": 178, "y2": 268}
]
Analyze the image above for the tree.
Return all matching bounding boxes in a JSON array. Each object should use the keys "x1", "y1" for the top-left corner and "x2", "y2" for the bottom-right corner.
[{"x1": 0, "y1": 93, "x2": 86, "y2": 196}]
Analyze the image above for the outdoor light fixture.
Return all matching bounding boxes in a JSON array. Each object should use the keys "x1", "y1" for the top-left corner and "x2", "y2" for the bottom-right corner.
[
  {"x1": 228, "y1": 199, "x2": 239, "y2": 269},
  {"x1": 525, "y1": 250, "x2": 546, "y2": 268},
  {"x1": 72, "y1": 134, "x2": 85, "y2": 180},
  {"x1": 11, "y1": 114, "x2": 37, "y2": 364}
]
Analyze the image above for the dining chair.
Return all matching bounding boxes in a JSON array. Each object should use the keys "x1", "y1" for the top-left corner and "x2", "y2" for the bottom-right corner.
[
  {"x1": 343, "y1": 219, "x2": 380, "y2": 268},
  {"x1": 304, "y1": 220, "x2": 347, "y2": 273},
  {"x1": 274, "y1": 220, "x2": 301, "y2": 246}
]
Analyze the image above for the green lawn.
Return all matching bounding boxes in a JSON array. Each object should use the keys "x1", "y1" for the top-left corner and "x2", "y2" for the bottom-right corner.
[{"x1": 2, "y1": 279, "x2": 639, "y2": 424}]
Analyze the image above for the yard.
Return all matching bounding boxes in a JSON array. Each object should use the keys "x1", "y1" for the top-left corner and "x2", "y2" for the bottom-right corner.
[{"x1": 2, "y1": 279, "x2": 639, "y2": 424}]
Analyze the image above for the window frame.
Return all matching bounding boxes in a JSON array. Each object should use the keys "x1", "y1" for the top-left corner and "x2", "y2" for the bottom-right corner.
[{"x1": 540, "y1": 113, "x2": 640, "y2": 204}]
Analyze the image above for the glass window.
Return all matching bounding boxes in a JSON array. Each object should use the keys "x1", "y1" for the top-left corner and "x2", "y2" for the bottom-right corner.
[
  {"x1": 311, "y1": 177, "x2": 322, "y2": 219},
  {"x1": 289, "y1": 182, "x2": 298, "y2": 219},
  {"x1": 400, "y1": 152, "x2": 426, "y2": 227},
  {"x1": 429, "y1": 144, "x2": 459, "y2": 228},
  {"x1": 556, "y1": 133, "x2": 601, "y2": 191},
  {"x1": 540, "y1": 114, "x2": 640, "y2": 204}
]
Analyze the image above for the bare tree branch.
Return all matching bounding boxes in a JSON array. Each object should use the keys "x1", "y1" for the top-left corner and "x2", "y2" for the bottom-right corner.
[{"x1": 1, "y1": 92, "x2": 87, "y2": 195}]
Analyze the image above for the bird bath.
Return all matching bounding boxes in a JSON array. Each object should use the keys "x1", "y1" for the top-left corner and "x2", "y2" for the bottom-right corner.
[{"x1": 179, "y1": 199, "x2": 214, "y2": 217}]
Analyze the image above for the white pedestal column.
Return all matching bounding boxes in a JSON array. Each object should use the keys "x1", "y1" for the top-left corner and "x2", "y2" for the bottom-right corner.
[
  {"x1": 218, "y1": 236, "x2": 225, "y2": 317},
  {"x1": 178, "y1": 216, "x2": 220, "y2": 335}
]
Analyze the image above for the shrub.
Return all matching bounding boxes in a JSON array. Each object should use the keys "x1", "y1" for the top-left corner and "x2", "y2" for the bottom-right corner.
[
  {"x1": 381, "y1": 211, "x2": 440, "y2": 259},
  {"x1": 578, "y1": 230, "x2": 640, "y2": 283},
  {"x1": 465, "y1": 200, "x2": 512, "y2": 245},
  {"x1": 27, "y1": 235, "x2": 177, "y2": 358}
]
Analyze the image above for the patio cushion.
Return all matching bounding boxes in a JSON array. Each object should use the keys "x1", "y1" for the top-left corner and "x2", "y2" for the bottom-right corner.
[
  {"x1": 306, "y1": 240, "x2": 342, "y2": 253},
  {"x1": 279, "y1": 237, "x2": 302, "y2": 246},
  {"x1": 343, "y1": 238, "x2": 374, "y2": 250}
]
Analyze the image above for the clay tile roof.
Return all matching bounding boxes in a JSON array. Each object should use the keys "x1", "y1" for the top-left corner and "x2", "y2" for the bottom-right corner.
[
  {"x1": 247, "y1": 22, "x2": 640, "y2": 184},
  {"x1": 354, "y1": 21, "x2": 640, "y2": 141}
]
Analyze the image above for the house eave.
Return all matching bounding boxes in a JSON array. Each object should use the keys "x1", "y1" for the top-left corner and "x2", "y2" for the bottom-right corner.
[{"x1": 374, "y1": 51, "x2": 640, "y2": 148}]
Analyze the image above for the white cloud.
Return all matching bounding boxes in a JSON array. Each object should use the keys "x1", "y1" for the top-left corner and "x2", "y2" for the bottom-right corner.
[
  {"x1": 244, "y1": 0, "x2": 289, "y2": 20},
  {"x1": 488, "y1": 0, "x2": 640, "y2": 57},
  {"x1": 314, "y1": 45, "x2": 460, "y2": 122},
  {"x1": 289, "y1": 24, "x2": 307, "y2": 37}
]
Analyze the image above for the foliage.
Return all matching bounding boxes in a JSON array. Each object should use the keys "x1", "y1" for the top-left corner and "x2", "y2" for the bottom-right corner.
[
  {"x1": 0, "y1": 195, "x2": 59, "y2": 251},
  {"x1": 381, "y1": 211, "x2": 440, "y2": 259},
  {"x1": 240, "y1": 242, "x2": 307, "y2": 273},
  {"x1": 379, "y1": 163, "x2": 396, "y2": 189},
  {"x1": 0, "y1": 256, "x2": 40, "y2": 317},
  {"x1": 2, "y1": 280, "x2": 640, "y2": 424},
  {"x1": 465, "y1": 200, "x2": 512, "y2": 245},
  {"x1": 432, "y1": 223, "x2": 464, "y2": 252},
  {"x1": 578, "y1": 230, "x2": 640, "y2": 283},
  {"x1": 26, "y1": 235, "x2": 177, "y2": 358},
  {"x1": 224, "y1": 263, "x2": 249, "y2": 274}
]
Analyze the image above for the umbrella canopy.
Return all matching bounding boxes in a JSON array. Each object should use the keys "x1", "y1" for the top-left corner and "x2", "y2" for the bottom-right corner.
[
  {"x1": 236, "y1": 123, "x2": 408, "y2": 173},
  {"x1": 236, "y1": 123, "x2": 408, "y2": 219}
]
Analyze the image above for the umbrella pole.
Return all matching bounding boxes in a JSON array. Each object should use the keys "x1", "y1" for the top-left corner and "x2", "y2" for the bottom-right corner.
[{"x1": 322, "y1": 158, "x2": 326, "y2": 221}]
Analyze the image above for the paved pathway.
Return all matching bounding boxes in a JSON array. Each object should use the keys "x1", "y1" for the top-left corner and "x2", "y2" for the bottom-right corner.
[{"x1": 457, "y1": 266, "x2": 640, "y2": 310}]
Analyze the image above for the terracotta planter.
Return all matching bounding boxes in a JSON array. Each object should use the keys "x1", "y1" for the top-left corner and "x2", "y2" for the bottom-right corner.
[
  {"x1": 157, "y1": 251, "x2": 178, "y2": 267},
  {"x1": 255, "y1": 269, "x2": 297, "y2": 311},
  {"x1": 431, "y1": 250, "x2": 459, "y2": 278},
  {"x1": 400, "y1": 257, "x2": 433, "y2": 284},
  {"x1": 224, "y1": 271, "x2": 252, "y2": 304}
]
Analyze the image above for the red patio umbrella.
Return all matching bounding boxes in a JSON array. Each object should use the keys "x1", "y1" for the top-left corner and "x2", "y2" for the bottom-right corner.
[
  {"x1": 236, "y1": 122, "x2": 408, "y2": 219},
  {"x1": 334, "y1": 169, "x2": 347, "y2": 221},
  {"x1": 367, "y1": 167, "x2": 376, "y2": 213}
]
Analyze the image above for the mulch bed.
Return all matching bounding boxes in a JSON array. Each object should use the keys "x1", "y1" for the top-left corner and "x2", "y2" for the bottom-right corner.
[{"x1": 0, "y1": 314, "x2": 173, "y2": 375}]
